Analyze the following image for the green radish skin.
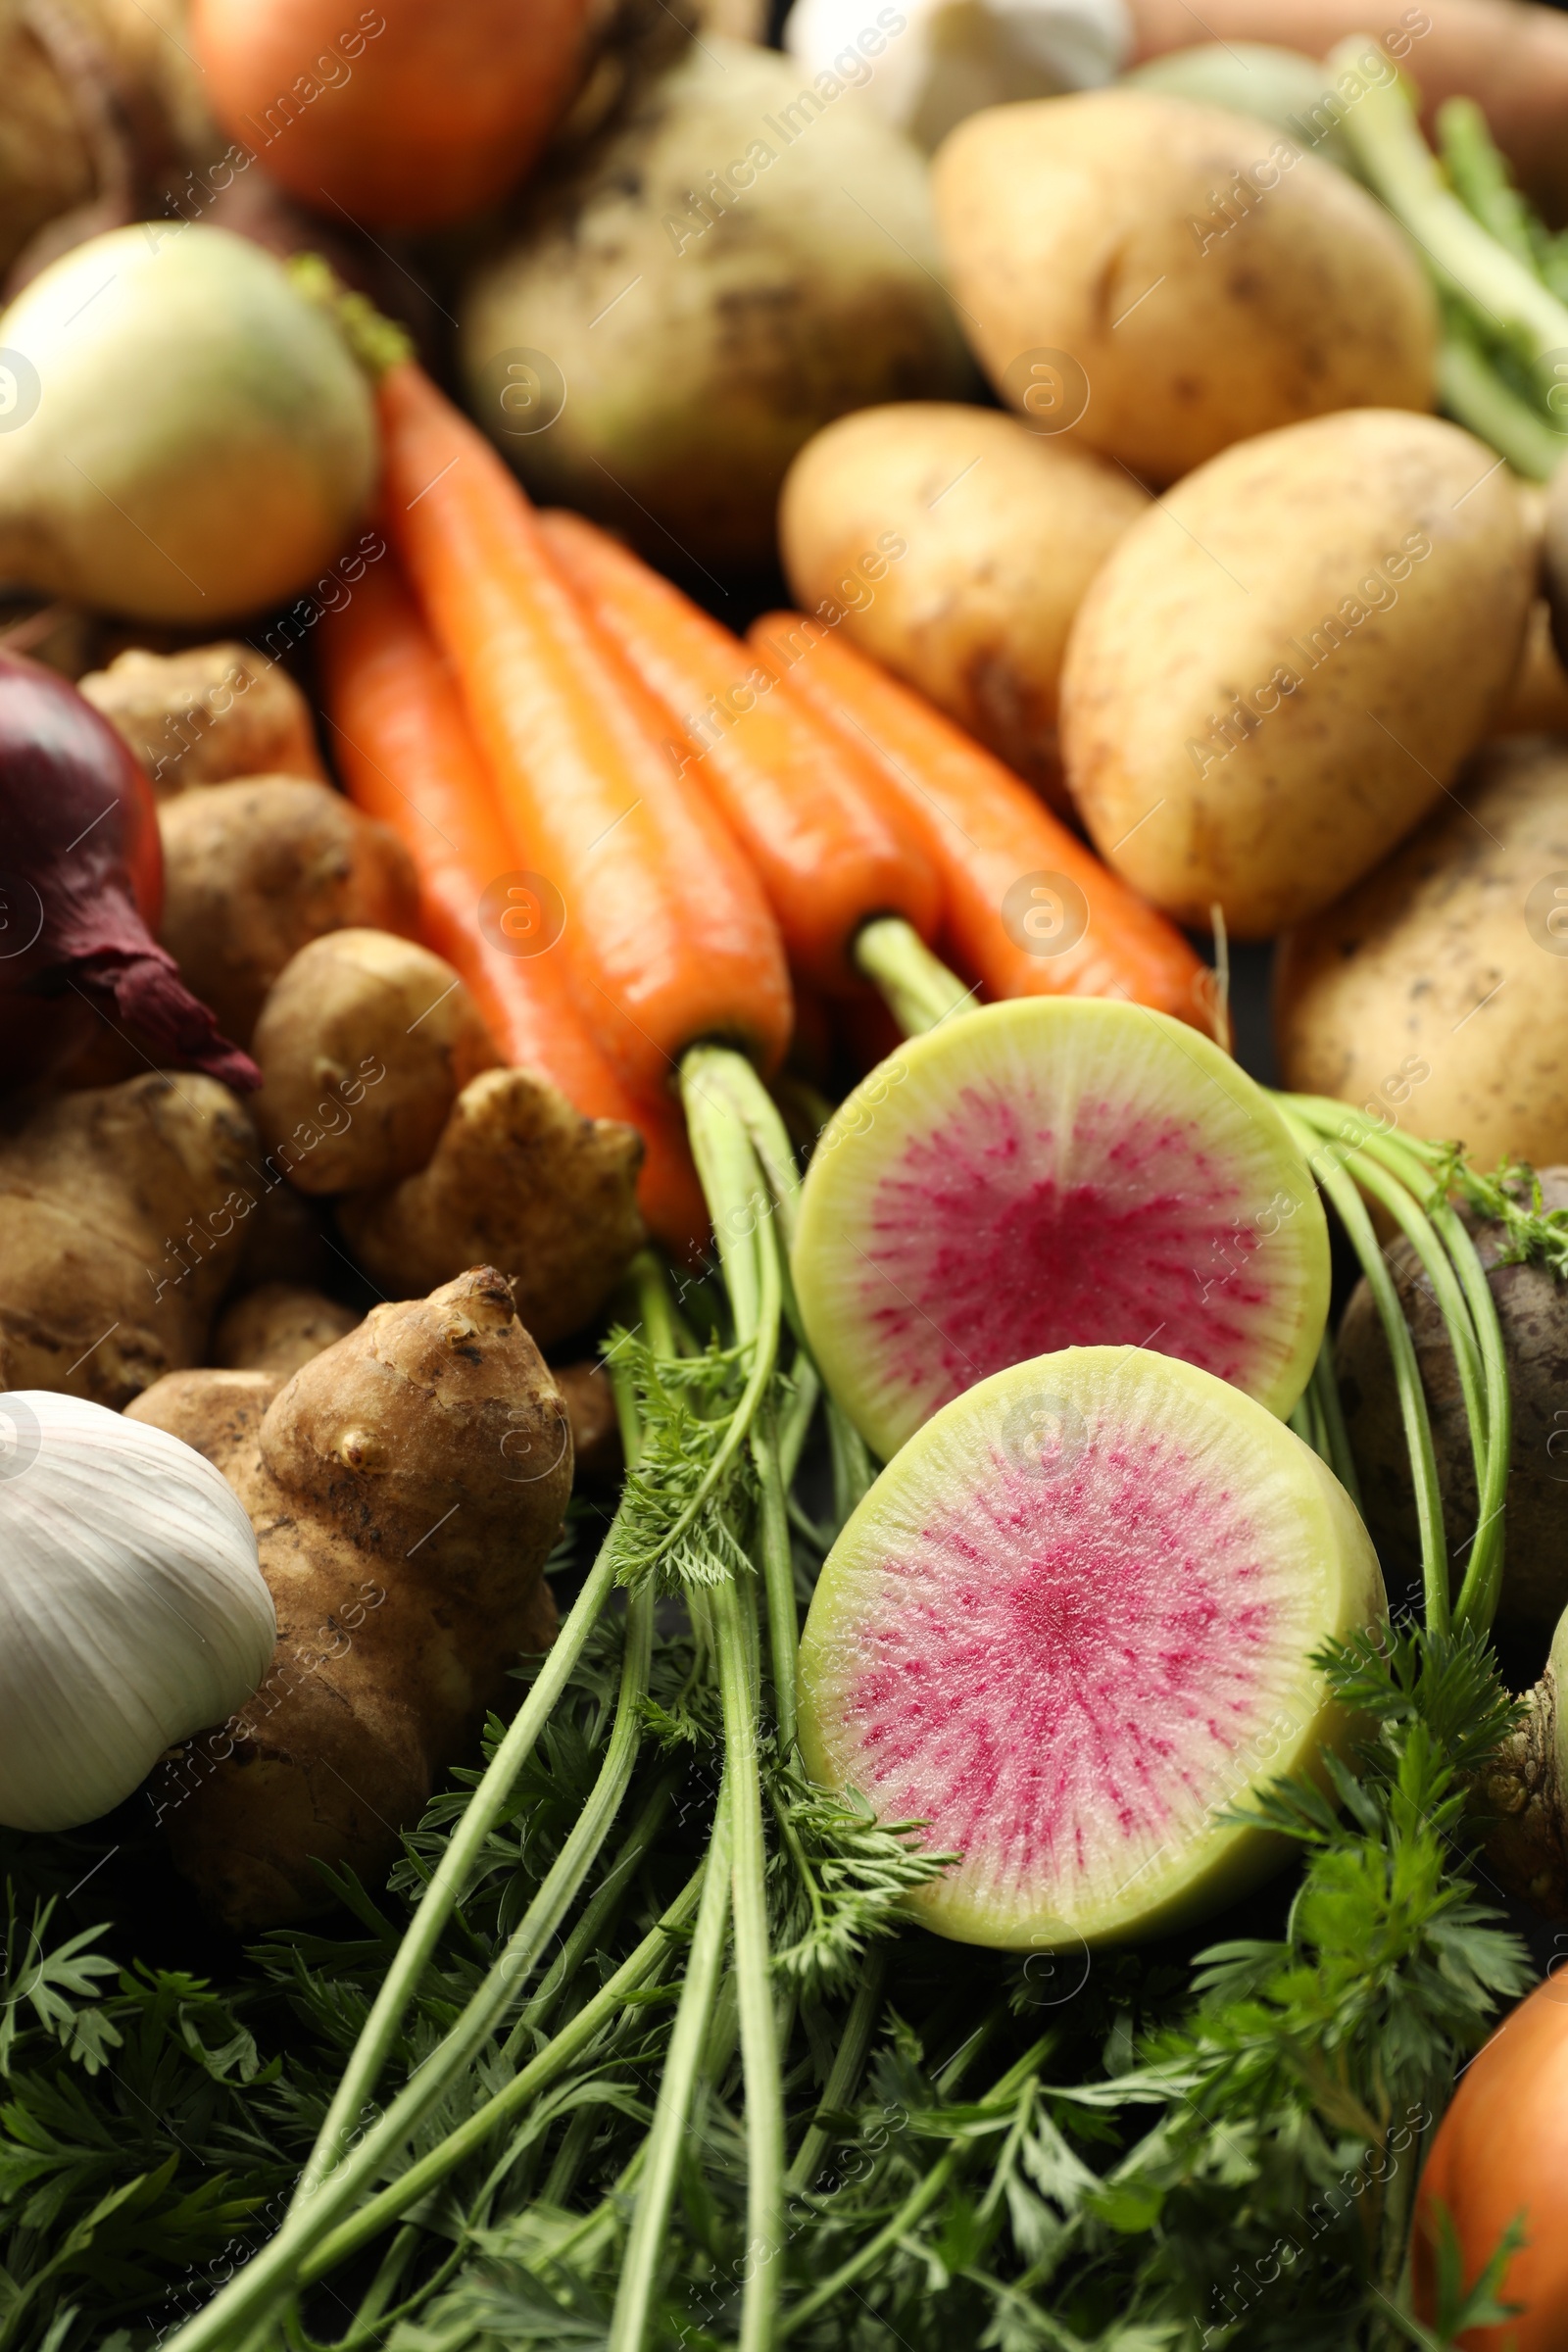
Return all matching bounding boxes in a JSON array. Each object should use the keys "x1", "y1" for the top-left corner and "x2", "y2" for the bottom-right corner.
[
  {"x1": 793, "y1": 997, "x2": 1330, "y2": 1462},
  {"x1": 0, "y1": 225, "x2": 376, "y2": 623},
  {"x1": 799, "y1": 1347, "x2": 1385, "y2": 1949}
]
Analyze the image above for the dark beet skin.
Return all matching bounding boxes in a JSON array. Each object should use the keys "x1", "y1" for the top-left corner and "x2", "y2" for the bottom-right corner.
[
  {"x1": 0, "y1": 649, "x2": 259, "y2": 1093},
  {"x1": 1336, "y1": 1169, "x2": 1568, "y2": 1643}
]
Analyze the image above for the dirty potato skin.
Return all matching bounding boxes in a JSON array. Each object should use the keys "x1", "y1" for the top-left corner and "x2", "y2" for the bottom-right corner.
[
  {"x1": 128, "y1": 1268, "x2": 572, "y2": 1930},
  {"x1": 338, "y1": 1066, "x2": 647, "y2": 1348},
  {"x1": 158, "y1": 777, "x2": 420, "y2": 1045},
  {"x1": 778, "y1": 404, "x2": 1147, "y2": 813},
  {"x1": 0, "y1": 1074, "x2": 257, "y2": 1407},
  {"x1": 1276, "y1": 738, "x2": 1568, "y2": 1168},
  {"x1": 252, "y1": 930, "x2": 501, "y2": 1195},
  {"x1": 932, "y1": 91, "x2": 1437, "y2": 485},
  {"x1": 1061, "y1": 411, "x2": 1533, "y2": 936},
  {"x1": 1336, "y1": 1170, "x2": 1568, "y2": 1636}
]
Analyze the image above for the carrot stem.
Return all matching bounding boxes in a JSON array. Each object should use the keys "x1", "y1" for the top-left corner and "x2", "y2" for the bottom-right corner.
[
  {"x1": 749, "y1": 612, "x2": 1213, "y2": 1034},
  {"x1": 855, "y1": 913, "x2": 976, "y2": 1036}
]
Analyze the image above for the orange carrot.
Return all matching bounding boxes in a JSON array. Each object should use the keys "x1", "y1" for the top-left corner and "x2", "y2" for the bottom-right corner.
[
  {"x1": 539, "y1": 510, "x2": 942, "y2": 995},
  {"x1": 375, "y1": 363, "x2": 793, "y2": 1099},
  {"x1": 318, "y1": 552, "x2": 709, "y2": 1254},
  {"x1": 749, "y1": 612, "x2": 1214, "y2": 1034}
]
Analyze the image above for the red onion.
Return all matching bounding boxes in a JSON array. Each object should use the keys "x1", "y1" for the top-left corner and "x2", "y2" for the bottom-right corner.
[{"x1": 0, "y1": 648, "x2": 260, "y2": 1093}]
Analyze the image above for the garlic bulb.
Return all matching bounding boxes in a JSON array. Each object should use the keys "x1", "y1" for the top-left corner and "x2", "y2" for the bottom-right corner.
[
  {"x1": 783, "y1": 0, "x2": 1131, "y2": 152},
  {"x1": 0, "y1": 1392, "x2": 275, "y2": 1832}
]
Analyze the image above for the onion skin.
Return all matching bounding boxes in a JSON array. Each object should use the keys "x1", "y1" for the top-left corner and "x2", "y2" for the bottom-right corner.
[
  {"x1": 192, "y1": 0, "x2": 593, "y2": 231},
  {"x1": 0, "y1": 651, "x2": 259, "y2": 1094},
  {"x1": 1412, "y1": 1975, "x2": 1568, "y2": 2347}
]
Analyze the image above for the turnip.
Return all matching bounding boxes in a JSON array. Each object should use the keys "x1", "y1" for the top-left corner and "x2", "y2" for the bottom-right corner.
[
  {"x1": 798, "y1": 1346, "x2": 1385, "y2": 1947},
  {"x1": 793, "y1": 997, "x2": 1330, "y2": 1461},
  {"x1": 0, "y1": 224, "x2": 376, "y2": 622},
  {"x1": 458, "y1": 38, "x2": 974, "y2": 572}
]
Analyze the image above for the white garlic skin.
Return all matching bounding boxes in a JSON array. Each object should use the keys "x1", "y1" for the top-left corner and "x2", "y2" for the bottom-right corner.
[
  {"x1": 0, "y1": 1392, "x2": 275, "y2": 1833},
  {"x1": 783, "y1": 0, "x2": 1131, "y2": 152}
]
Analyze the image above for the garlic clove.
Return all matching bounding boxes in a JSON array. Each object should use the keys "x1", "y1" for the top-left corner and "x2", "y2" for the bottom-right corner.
[
  {"x1": 0, "y1": 1391, "x2": 275, "y2": 1833},
  {"x1": 783, "y1": 0, "x2": 1130, "y2": 153}
]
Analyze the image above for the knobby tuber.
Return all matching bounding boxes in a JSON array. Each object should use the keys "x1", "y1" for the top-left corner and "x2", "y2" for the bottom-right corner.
[
  {"x1": 339, "y1": 1065, "x2": 647, "y2": 1348},
  {"x1": 156, "y1": 777, "x2": 419, "y2": 1045},
  {"x1": 78, "y1": 640, "x2": 326, "y2": 796},
  {"x1": 0, "y1": 1073, "x2": 257, "y2": 1406},
  {"x1": 128, "y1": 1266, "x2": 572, "y2": 1928},
  {"x1": 213, "y1": 1283, "x2": 359, "y2": 1378},
  {"x1": 251, "y1": 928, "x2": 501, "y2": 1193}
]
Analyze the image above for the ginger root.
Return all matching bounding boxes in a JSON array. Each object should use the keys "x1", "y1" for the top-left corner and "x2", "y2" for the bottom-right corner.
[
  {"x1": 340, "y1": 1065, "x2": 647, "y2": 1348},
  {"x1": 0, "y1": 1072, "x2": 257, "y2": 1406},
  {"x1": 157, "y1": 778, "x2": 419, "y2": 1045},
  {"x1": 128, "y1": 1266, "x2": 572, "y2": 1929},
  {"x1": 79, "y1": 642, "x2": 325, "y2": 795}
]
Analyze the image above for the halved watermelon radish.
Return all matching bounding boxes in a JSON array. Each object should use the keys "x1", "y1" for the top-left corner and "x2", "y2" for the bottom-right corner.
[
  {"x1": 798, "y1": 1347, "x2": 1384, "y2": 1950},
  {"x1": 794, "y1": 998, "x2": 1329, "y2": 1461}
]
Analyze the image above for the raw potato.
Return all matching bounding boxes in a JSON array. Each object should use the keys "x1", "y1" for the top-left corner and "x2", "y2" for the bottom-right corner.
[
  {"x1": 1275, "y1": 737, "x2": 1568, "y2": 1170},
  {"x1": 252, "y1": 931, "x2": 501, "y2": 1195},
  {"x1": 157, "y1": 777, "x2": 419, "y2": 1045},
  {"x1": 1061, "y1": 410, "x2": 1533, "y2": 936},
  {"x1": 0, "y1": 1073, "x2": 256, "y2": 1407},
  {"x1": 460, "y1": 38, "x2": 974, "y2": 571},
  {"x1": 78, "y1": 641, "x2": 326, "y2": 797},
  {"x1": 931, "y1": 89, "x2": 1438, "y2": 484},
  {"x1": 1336, "y1": 1176, "x2": 1568, "y2": 1637},
  {"x1": 214, "y1": 1283, "x2": 360, "y2": 1378},
  {"x1": 128, "y1": 1267, "x2": 572, "y2": 1928},
  {"x1": 778, "y1": 404, "x2": 1147, "y2": 810},
  {"x1": 338, "y1": 1066, "x2": 647, "y2": 1349}
]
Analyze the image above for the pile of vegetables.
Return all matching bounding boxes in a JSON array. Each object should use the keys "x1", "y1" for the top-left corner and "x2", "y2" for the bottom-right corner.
[{"x1": 12, "y1": 0, "x2": 1568, "y2": 2345}]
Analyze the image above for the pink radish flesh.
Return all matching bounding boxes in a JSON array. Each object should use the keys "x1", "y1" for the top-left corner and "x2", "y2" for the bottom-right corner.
[
  {"x1": 864, "y1": 1084, "x2": 1275, "y2": 1420},
  {"x1": 838, "y1": 1428, "x2": 1300, "y2": 1906},
  {"x1": 796, "y1": 1001, "x2": 1329, "y2": 1475}
]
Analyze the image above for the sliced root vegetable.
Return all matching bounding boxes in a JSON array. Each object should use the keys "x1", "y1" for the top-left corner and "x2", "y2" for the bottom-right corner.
[
  {"x1": 799, "y1": 1346, "x2": 1385, "y2": 1949},
  {"x1": 794, "y1": 997, "x2": 1329, "y2": 1461}
]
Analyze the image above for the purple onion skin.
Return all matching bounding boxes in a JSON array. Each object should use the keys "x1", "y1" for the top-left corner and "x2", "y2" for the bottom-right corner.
[{"x1": 0, "y1": 648, "x2": 259, "y2": 1094}]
